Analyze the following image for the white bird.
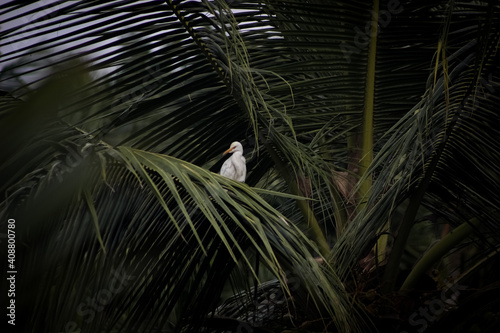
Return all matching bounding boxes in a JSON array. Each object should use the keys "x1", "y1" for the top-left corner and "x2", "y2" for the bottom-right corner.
[{"x1": 220, "y1": 141, "x2": 246, "y2": 182}]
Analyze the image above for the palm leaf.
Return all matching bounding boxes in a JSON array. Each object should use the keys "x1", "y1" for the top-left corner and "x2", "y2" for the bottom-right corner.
[
  {"x1": 0, "y1": 72, "x2": 360, "y2": 332},
  {"x1": 332, "y1": 1, "x2": 500, "y2": 291},
  {"x1": 2, "y1": 0, "x2": 500, "y2": 331}
]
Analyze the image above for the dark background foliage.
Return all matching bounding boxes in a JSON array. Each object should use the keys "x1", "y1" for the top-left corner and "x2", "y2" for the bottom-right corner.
[{"x1": 1, "y1": 1, "x2": 500, "y2": 332}]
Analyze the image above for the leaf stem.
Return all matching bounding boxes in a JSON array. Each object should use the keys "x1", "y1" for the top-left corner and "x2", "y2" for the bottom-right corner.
[
  {"x1": 400, "y1": 218, "x2": 480, "y2": 292},
  {"x1": 358, "y1": 0, "x2": 379, "y2": 209},
  {"x1": 263, "y1": 139, "x2": 330, "y2": 257}
]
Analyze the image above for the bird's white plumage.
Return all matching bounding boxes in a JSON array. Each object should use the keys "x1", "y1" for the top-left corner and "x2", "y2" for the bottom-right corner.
[{"x1": 220, "y1": 141, "x2": 246, "y2": 182}]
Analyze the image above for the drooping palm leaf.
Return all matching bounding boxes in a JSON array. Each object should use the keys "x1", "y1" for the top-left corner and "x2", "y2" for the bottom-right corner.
[{"x1": 0, "y1": 67, "x2": 360, "y2": 332}]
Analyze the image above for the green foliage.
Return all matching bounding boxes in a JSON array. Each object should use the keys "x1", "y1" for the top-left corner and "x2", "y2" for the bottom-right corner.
[{"x1": 1, "y1": 0, "x2": 500, "y2": 332}]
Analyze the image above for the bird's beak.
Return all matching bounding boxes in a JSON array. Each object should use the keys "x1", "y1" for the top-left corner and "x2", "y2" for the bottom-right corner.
[{"x1": 223, "y1": 147, "x2": 234, "y2": 156}]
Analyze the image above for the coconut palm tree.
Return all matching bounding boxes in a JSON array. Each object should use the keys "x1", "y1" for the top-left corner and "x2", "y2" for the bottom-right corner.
[{"x1": 1, "y1": 0, "x2": 499, "y2": 332}]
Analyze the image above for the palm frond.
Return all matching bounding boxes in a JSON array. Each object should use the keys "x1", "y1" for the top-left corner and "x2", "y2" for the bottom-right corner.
[
  {"x1": 2, "y1": 0, "x2": 500, "y2": 331},
  {"x1": 332, "y1": 1, "x2": 500, "y2": 290}
]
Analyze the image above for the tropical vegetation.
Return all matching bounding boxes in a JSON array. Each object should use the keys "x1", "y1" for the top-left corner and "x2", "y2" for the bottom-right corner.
[{"x1": 1, "y1": 0, "x2": 499, "y2": 332}]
